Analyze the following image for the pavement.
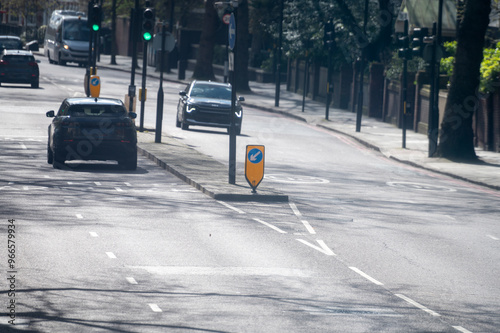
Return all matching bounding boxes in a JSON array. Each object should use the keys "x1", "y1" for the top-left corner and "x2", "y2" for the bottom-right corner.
[{"x1": 36, "y1": 50, "x2": 500, "y2": 199}]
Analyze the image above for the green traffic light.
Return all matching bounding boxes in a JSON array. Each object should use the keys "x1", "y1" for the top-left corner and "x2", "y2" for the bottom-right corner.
[
  {"x1": 92, "y1": 24, "x2": 100, "y2": 32},
  {"x1": 143, "y1": 32, "x2": 152, "y2": 41}
]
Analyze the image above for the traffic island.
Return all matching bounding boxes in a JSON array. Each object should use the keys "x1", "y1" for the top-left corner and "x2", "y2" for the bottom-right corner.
[{"x1": 137, "y1": 132, "x2": 288, "y2": 202}]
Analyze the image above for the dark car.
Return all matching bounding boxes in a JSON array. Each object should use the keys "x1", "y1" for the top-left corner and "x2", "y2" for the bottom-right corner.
[
  {"x1": 46, "y1": 97, "x2": 138, "y2": 170},
  {"x1": 0, "y1": 49, "x2": 40, "y2": 88},
  {"x1": 0, "y1": 36, "x2": 23, "y2": 52},
  {"x1": 176, "y1": 80, "x2": 244, "y2": 135}
]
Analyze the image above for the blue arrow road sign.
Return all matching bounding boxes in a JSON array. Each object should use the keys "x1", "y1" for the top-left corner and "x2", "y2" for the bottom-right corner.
[
  {"x1": 248, "y1": 148, "x2": 263, "y2": 164},
  {"x1": 228, "y1": 13, "x2": 236, "y2": 50},
  {"x1": 91, "y1": 77, "x2": 100, "y2": 86}
]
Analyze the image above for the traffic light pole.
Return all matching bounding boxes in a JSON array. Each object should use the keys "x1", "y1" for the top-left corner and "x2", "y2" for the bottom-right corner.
[
  {"x1": 229, "y1": 10, "x2": 237, "y2": 185},
  {"x1": 401, "y1": 20, "x2": 408, "y2": 149},
  {"x1": 128, "y1": 1, "x2": 139, "y2": 117},
  {"x1": 155, "y1": 22, "x2": 166, "y2": 144},
  {"x1": 140, "y1": 41, "x2": 147, "y2": 132}
]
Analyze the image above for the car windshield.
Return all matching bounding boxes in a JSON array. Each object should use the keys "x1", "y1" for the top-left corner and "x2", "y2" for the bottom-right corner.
[
  {"x1": 2, "y1": 55, "x2": 35, "y2": 63},
  {"x1": 0, "y1": 39, "x2": 22, "y2": 50},
  {"x1": 68, "y1": 105, "x2": 126, "y2": 117},
  {"x1": 190, "y1": 84, "x2": 232, "y2": 100}
]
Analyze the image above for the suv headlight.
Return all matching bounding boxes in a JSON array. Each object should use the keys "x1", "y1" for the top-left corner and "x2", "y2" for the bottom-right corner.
[
  {"x1": 186, "y1": 105, "x2": 197, "y2": 113},
  {"x1": 235, "y1": 109, "x2": 242, "y2": 118}
]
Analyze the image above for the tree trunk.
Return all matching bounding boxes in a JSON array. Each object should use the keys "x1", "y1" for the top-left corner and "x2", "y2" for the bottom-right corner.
[
  {"x1": 193, "y1": 0, "x2": 217, "y2": 80},
  {"x1": 437, "y1": 0, "x2": 491, "y2": 160}
]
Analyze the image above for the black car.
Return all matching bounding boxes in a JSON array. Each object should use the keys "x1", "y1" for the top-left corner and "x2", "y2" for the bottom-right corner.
[
  {"x1": 0, "y1": 36, "x2": 23, "y2": 53},
  {"x1": 176, "y1": 80, "x2": 244, "y2": 135},
  {"x1": 0, "y1": 50, "x2": 39, "y2": 88},
  {"x1": 46, "y1": 98, "x2": 138, "y2": 170}
]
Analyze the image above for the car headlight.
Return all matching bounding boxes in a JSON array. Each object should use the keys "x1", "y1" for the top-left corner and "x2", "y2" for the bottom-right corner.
[
  {"x1": 63, "y1": 44, "x2": 70, "y2": 50},
  {"x1": 235, "y1": 109, "x2": 242, "y2": 118},
  {"x1": 186, "y1": 105, "x2": 197, "y2": 113}
]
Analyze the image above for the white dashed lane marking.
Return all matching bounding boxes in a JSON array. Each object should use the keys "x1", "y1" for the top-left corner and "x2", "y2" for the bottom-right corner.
[{"x1": 349, "y1": 267, "x2": 384, "y2": 286}]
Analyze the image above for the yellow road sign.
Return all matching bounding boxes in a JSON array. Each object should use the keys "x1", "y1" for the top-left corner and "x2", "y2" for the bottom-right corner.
[
  {"x1": 89, "y1": 75, "x2": 101, "y2": 98},
  {"x1": 245, "y1": 145, "x2": 265, "y2": 192}
]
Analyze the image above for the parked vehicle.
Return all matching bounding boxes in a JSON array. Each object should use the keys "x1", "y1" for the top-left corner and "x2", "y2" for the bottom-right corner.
[
  {"x1": 44, "y1": 10, "x2": 89, "y2": 66},
  {"x1": 0, "y1": 36, "x2": 23, "y2": 53},
  {"x1": 0, "y1": 49, "x2": 40, "y2": 88},
  {"x1": 46, "y1": 98, "x2": 138, "y2": 170},
  {"x1": 176, "y1": 80, "x2": 244, "y2": 135}
]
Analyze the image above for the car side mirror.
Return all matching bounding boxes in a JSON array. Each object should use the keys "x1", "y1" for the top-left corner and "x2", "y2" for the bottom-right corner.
[
  {"x1": 238, "y1": 96, "x2": 245, "y2": 102},
  {"x1": 179, "y1": 91, "x2": 187, "y2": 97},
  {"x1": 36, "y1": 60, "x2": 41, "y2": 63},
  {"x1": 128, "y1": 112, "x2": 137, "y2": 119},
  {"x1": 46, "y1": 110, "x2": 55, "y2": 118}
]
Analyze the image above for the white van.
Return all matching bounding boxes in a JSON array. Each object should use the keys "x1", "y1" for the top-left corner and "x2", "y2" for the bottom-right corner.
[{"x1": 44, "y1": 10, "x2": 90, "y2": 66}]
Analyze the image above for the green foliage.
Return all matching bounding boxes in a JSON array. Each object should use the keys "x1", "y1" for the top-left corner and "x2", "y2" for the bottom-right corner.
[
  {"x1": 440, "y1": 56, "x2": 454, "y2": 78},
  {"x1": 385, "y1": 51, "x2": 425, "y2": 81},
  {"x1": 480, "y1": 42, "x2": 500, "y2": 94},
  {"x1": 442, "y1": 40, "x2": 500, "y2": 94}
]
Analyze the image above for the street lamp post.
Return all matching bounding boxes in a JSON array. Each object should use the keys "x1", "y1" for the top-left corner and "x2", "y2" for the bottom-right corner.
[{"x1": 216, "y1": 1, "x2": 239, "y2": 185}]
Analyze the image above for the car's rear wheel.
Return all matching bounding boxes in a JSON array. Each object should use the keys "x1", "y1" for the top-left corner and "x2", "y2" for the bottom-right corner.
[
  {"x1": 52, "y1": 151, "x2": 65, "y2": 169},
  {"x1": 119, "y1": 151, "x2": 137, "y2": 170},
  {"x1": 47, "y1": 146, "x2": 53, "y2": 164}
]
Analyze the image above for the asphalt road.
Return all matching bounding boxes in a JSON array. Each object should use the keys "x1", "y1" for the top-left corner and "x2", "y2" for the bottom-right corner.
[{"x1": 0, "y1": 58, "x2": 499, "y2": 332}]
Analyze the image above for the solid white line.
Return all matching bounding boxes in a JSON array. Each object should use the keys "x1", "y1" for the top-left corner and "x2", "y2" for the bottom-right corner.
[
  {"x1": 89, "y1": 232, "x2": 99, "y2": 237},
  {"x1": 349, "y1": 267, "x2": 384, "y2": 286},
  {"x1": 395, "y1": 294, "x2": 440, "y2": 317},
  {"x1": 126, "y1": 277, "x2": 138, "y2": 284},
  {"x1": 296, "y1": 239, "x2": 335, "y2": 256},
  {"x1": 487, "y1": 234, "x2": 499, "y2": 241},
  {"x1": 452, "y1": 326, "x2": 472, "y2": 333},
  {"x1": 106, "y1": 252, "x2": 117, "y2": 259},
  {"x1": 76, "y1": 214, "x2": 83, "y2": 219},
  {"x1": 217, "y1": 201, "x2": 246, "y2": 214},
  {"x1": 301, "y1": 220, "x2": 316, "y2": 234},
  {"x1": 289, "y1": 202, "x2": 302, "y2": 217},
  {"x1": 149, "y1": 304, "x2": 162, "y2": 312},
  {"x1": 253, "y1": 218, "x2": 287, "y2": 234}
]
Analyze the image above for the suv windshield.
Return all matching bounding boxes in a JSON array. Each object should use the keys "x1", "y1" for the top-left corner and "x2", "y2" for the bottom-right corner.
[
  {"x1": 2, "y1": 55, "x2": 35, "y2": 63},
  {"x1": 190, "y1": 84, "x2": 232, "y2": 100},
  {"x1": 68, "y1": 105, "x2": 126, "y2": 117}
]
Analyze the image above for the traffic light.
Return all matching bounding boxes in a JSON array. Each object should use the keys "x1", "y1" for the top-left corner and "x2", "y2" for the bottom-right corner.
[
  {"x1": 411, "y1": 27, "x2": 428, "y2": 58},
  {"x1": 323, "y1": 20, "x2": 336, "y2": 51},
  {"x1": 142, "y1": 4, "x2": 155, "y2": 42},
  {"x1": 398, "y1": 35, "x2": 412, "y2": 60},
  {"x1": 90, "y1": 4, "x2": 101, "y2": 32}
]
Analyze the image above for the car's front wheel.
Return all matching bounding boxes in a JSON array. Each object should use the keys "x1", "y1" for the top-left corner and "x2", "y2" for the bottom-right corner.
[
  {"x1": 52, "y1": 150, "x2": 65, "y2": 169},
  {"x1": 176, "y1": 114, "x2": 181, "y2": 128}
]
